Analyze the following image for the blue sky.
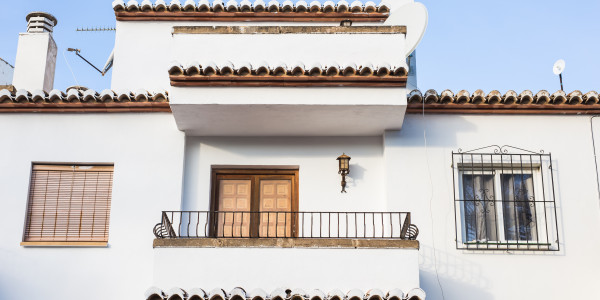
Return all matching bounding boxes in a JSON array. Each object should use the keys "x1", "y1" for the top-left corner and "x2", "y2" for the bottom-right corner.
[{"x1": 0, "y1": 0, "x2": 598, "y2": 93}]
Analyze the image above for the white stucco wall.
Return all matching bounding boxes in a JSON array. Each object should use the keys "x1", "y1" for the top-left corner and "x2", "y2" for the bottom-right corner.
[
  {"x1": 181, "y1": 136, "x2": 385, "y2": 212},
  {"x1": 111, "y1": 21, "x2": 406, "y2": 92},
  {"x1": 12, "y1": 32, "x2": 57, "y2": 92},
  {"x1": 0, "y1": 113, "x2": 185, "y2": 300},
  {"x1": 392, "y1": 114, "x2": 600, "y2": 300}
]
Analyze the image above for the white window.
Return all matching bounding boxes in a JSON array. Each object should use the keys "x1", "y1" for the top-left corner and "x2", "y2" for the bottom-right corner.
[{"x1": 452, "y1": 147, "x2": 559, "y2": 251}]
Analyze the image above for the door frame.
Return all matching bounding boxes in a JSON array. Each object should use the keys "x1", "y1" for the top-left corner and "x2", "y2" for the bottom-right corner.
[{"x1": 210, "y1": 167, "x2": 299, "y2": 237}]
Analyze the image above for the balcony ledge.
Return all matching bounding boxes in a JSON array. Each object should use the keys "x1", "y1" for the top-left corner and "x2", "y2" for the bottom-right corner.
[{"x1": 153, "y1": 238, "x2": 419, "y2": 249}]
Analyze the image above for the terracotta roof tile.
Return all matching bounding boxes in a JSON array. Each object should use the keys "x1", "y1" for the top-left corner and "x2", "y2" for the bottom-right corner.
[
  {"x1": 407, "y1": 89, "x2": 600, "y2": 115},
  {"x1": 144, "y1": 287, "x2": 426, "y2": 300},
  {"x1": 114, "y1": 0, "x2": 389, "y2": 13}
]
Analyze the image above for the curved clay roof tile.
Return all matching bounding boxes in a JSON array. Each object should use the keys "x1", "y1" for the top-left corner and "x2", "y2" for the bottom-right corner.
[
  {"x1": 166, "y1": 288, "x2": 188, "y2": 300},
  {"x1": 126, "y1": 0, "x2": 140, "y2": 11},
  {"x1": 309, "y1": 1, "x2": 321, "y2": 12},
  {"x1": 365, "y1": 289, "x2": 384, "y2": 300},
  {"x1": 359, "y1": 64, "x2": 374, "y2": 76},
  {"x1": 239, "y1": 0, "x2": 252, "y2": 12},
  {"x1": 48, "y1": 89, "x2": 66, "y2": 103},
  {"x1": 155, "y1": 0, "x2": 168, "y2": 11},
  {"x1": 188, "y1": 288, "x2": 208, "y2": 300},
  {"x1": 272, "y1": 63, "x2": 288, "y2": 76},
  {"x1": 378, "y1": 1, "x2": 391, "y2": 13},
  {"x1": 534, "y1": 90, "x2": 550, "y2": 104},
  {"x1": 376, "y1": 63, "x2": 391, "y2": 76},
  {"x1": 112, "y1": 0, "x2": 126, "y2": 12},
  {"x1": 550, "y1": 90, "x2": 567, "y2": 105},
  {"x1": 253, "y1": 0, "x2": 266, "y2": 12},
  {"x1": 337, "y1": 0, "x2": 350, "y2": 12},
  {"x1": 0, "y1": 89, "x2": 13, "y2": 103},
  {"x1": 116, "y1": 91, "x2": 132, "y2": 102},
  {"x1": 169, "y1": 0, "x2": 183, "y2": 11},
  {"x1": 291, "y1": 63, "x2": 306, "y2": 76},
  {"x1": 439, "y1": 89, "x2": 454, "y2": 104},
  {"x1": 518, "y1": 90, "x2": 533, "y2": 104},
  {"x1": 342, "y1": 63, "x2": 357, "y2": 76},
  {"x1": 209, "y1": 288, "x2": 228, "y2": 300},
  {"x1": 385, "y1": 289, "x2": 404, "y2": 300},
  {"x1": 168, "y1": 63, "x2": 184, "y2": 76},
  {"x1": 408, "y1": 89, "x2": 423, "y2": 103},
  {"x1": 248, "y1": 289, "x2": 268, "y2": 300},
  {"x1": 405, "y1": 289, "x2": 426, "y2": 300},
  {"x1": 424, "y1": 89, "x2": 439, "y2": 104},
  {"x1": 140, "y1": 0, "x2": 153, "y2": 12},
  {"x1": 327, "y1": 289, "x2": 345, "y2": 300},
  {"x1": 99, "y1": 89, "x2": 116, "y2": 102},
  {"x1": 567, "y1": 90, "x2": 583, "y2": 105},
  {"x1": 455, "y1": 90, "x2": 470, "y2": 104},
  {"x1": 15, "y1": 89, "x2": 31, "y2": 103},
  {"x1": 185, "y1": 62, "x2": 201, "y2": 76},
  {"x1": 322, "y1": 1, "x2": 336, "y2": 13},
  {"x1": 290, "y1": 289, "x2": 308, "y2": 300},
  {"x1": 281, "y1": 0, "x2": 294, "y2": 12},
  {"x1": 31, "y1": 89, "x2": 47, "y2": 103},
  {"x1": 229, "y1": 287, "x2": 247, "y2": 300},
  {"x1": 254, "y1": 61, "x2": 270, "y2": 76},
  {"x1": 296, "y1": 1, "x2": 309, "y2": 12},
  {"x1": 350, "y1": 1, "x2": 363, "y2": 12},
  {"x1": 393, "y1": 61, "x2": 409, "y2": 76},
  {"x1": 487, "y1": 90, "x2": 502, "y2": 104},
  {"x1": 503, "y1": 90, "x2": 518, "y2": 104},
  {"x1": 270, "y1": 288, "x2": 287, "y2": 300},
  {"x1": 583, "y1": 91, "x2": 599, "y2": 105},
  {"x1": 219, "y1": 62, "x2": 235, "y2": 76},
  {"x1": 212, "y1": 0, "x2": 225, "y2": 12},
  {"x1": 471, "y1": 89, "x2": 486, "y2": 104},
  {"x1": 309, "y1": 290, "x2": 326, "y2": 300},
  {"x1": 152, "y1": 91, "x2": 168, "y2": 102},
  {"x1": 326, "y1": 64, "x2": 340, "y2": 76},
  {"x1": 66, "y1": 89, "x2": 82, "y2": 103},
  {"x1": 268, "y1": 0, "x2": 280, "y2": 12},
  {"x1": 183, "y1": 0, "x2": 197, "y2": 11},
  {"x1": 226, "y1": 0, "x2": 240, "y2": 12},
  {"x1": 82, "y1": 89, "x2": 99, "y2": 103},
  {"x1": 364, "y1": 1, "x2": 377, "y2": 12},
  {"x1": 236, "y1": 62, "x2": 253, "y2": 76},
  {"x1": 145, "y1": 287, "x2": 166, "y2": 300}
]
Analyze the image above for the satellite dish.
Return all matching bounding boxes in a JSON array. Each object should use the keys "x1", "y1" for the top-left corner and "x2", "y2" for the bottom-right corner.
[{"x1": 553, "y1": 59, "x2": 565, "y2": 75}]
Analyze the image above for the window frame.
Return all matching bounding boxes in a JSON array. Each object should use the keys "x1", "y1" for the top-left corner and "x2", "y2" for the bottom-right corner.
[
  {"x1": 21, "y1": 163, "x2": 114, "y2": 247},
  {"x1": 209, "y1": 167, "x2": 299, "y2": 238},
  {"x1": 457, "y1": 167, "x2": 547, "y2": 245}
]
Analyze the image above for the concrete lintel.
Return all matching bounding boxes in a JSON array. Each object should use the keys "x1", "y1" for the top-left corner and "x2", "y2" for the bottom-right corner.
[
  {"x1": 153, "y1": 238, "x2": 419, "y2": 249},
  {"x1": 173, "y1": 25, "x2": 407, "y2": 35}
]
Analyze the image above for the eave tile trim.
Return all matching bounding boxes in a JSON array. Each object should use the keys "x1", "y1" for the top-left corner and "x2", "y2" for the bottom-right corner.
[
  {"x1": 0, "y1": 88, "x2": 171, "y2": 113},
  {"x1": 145, "y1": 287, "x2": 426, "y2": 300},
  {"x1": 169, "y1": 61, "x2": 408, "y2": 87},
  {"x1": 407, "y1": 89, "x2": 600, "y2": 115},
  {"x1": 114, "y1": 0, "x2": 390, "y2": 14}
]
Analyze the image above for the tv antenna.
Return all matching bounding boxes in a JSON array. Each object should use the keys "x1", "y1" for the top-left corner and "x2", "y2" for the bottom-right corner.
[
  {"x1": 67, "y1": 48, "x2": 114, "y2": 76},
  {"x1": 553, "y1": 59, "x2": 565, "y2": 91}
]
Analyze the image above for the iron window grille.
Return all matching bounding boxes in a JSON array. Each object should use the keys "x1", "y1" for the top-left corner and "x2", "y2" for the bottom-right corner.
[{"x1": 452, "y1": 145, "x2": 559, "y2": 251}]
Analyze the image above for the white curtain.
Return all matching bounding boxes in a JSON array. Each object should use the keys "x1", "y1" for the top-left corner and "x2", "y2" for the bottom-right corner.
[
  {"x1": 502, "y1": 174, "x2": 537, "y2": 241},
  {"x1": 462, "y1": 174, "x2": 497, "y2": 242}
]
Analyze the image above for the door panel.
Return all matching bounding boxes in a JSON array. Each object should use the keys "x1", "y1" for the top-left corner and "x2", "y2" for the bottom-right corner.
[
  {"x1": 217, "y1": 180, "x2": 251, "y2": 237},
  {"x1": 259, "y1": 180, "x2": 292, "y2": 237}
]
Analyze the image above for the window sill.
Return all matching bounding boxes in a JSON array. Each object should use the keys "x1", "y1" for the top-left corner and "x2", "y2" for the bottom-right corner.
[
  {"x1": 153, "y1": 238, "x2": 419, "y2": 249},
  {"x1": 20, "y1": 241, "x2": 108, "y2": 247}
]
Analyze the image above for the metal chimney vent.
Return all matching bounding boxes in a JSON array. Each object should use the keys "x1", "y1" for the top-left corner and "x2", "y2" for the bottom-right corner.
[{"x1": 26, "y1": 12, "x2": 58, "y2": 33}]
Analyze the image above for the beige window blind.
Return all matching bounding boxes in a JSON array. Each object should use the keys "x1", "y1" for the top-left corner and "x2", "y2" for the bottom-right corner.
[{"x1": 23, "y1": 164, "x2": 114, "y2": 242}]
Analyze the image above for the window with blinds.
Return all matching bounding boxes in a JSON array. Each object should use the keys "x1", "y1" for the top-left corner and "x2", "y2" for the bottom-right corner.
[{"x1": 23, "y1": 164, "x2": 114, "y2": 243}]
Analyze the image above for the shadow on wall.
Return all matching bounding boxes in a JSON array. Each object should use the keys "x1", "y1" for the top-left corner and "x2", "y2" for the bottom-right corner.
[
  {"x1": 419, "y1": 245, "x2": 495, "y2": 300},
  {"x1": 397, "y1": 115, "x2": 478, "y2": 148},
  {"x1": 346, "y1": 163, "x2": 366, "y2": 188}
]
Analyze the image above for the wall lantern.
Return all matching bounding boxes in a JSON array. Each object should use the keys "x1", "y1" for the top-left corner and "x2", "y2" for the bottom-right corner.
[{"x1": 337, "y1": 153, "x2": 351, "y2": 193}]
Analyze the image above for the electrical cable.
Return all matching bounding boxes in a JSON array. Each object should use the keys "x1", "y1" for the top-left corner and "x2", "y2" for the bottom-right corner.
[
  {"x1": 62, "y1": 49, "x2": 80, "y2": 88},
  {"x1": 423, "y1": 98, "x2": 447, "y2": 300},
  {"x1": 589, "y1": 116, "x2": 600, "y2": 208}
]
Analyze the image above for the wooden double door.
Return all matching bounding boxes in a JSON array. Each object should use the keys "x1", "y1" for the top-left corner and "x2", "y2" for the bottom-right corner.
[{"x1": 211, "y1": 169, "x2": 299, "y2": 238}]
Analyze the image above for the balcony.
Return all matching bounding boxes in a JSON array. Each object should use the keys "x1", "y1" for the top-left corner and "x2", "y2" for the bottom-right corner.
[{"x1": 153, "y1": 211, "x2": 419, "y2": 248}]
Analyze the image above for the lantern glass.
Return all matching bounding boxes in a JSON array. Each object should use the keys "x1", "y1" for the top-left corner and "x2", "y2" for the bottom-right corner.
[{"x1": 337, "y1": 153, "x2": 351, "y2": 173}]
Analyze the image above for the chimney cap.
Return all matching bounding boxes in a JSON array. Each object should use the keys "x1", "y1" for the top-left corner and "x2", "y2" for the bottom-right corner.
[{"x1": 26, "y1": 12, "x2": 57, "y2": 26}]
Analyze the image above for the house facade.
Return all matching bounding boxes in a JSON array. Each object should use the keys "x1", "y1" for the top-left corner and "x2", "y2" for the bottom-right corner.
[{"x1": 1, "y1": 1, "x2": 599, "y2": 300}]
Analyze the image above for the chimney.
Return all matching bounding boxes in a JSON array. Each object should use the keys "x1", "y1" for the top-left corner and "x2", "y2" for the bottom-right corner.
[{"x1": 12, "y1": 12, "x2": 58, "y2": 92}]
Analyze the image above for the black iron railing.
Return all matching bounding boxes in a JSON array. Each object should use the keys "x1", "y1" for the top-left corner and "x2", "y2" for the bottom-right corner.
[{"x1": 154, "y1": 211, "x2": 418, "y2": 240}]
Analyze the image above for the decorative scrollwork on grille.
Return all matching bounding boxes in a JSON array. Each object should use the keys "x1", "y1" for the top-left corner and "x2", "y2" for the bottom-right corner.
[
  {"x1": 153, "y1": 223, "x2": 168, "y2": 239},
  {"x1": 457, "y1": 145, "x2": 545, "y2": 155},
  {"x1": 407, "y1": 224, "x2": 419, "y2": 240}
]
